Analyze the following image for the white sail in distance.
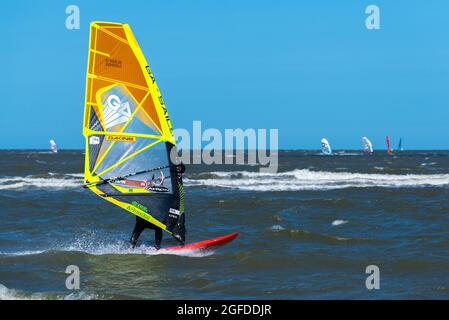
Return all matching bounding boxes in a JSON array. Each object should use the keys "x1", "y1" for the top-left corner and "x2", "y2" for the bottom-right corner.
[
  {"x1": 321, "y1": 138, "x2": 332, "y2": 155},
  {"x1": 49, "y1": 139, "x2": 58, "y2": 153},
  {"x1": 362, "y1": 137, "x2": 373, "y2": 154}
]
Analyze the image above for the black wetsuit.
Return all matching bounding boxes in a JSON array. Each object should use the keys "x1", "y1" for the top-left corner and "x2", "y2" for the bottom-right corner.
[
  {"x1": 129, "y1": 217, "x2": 163, "y2": 249},
  {"x1": 129, "y1": 162, "x2": 185, "y2": 249},
  {"x1": 177, "y1": 162, "x2": 185, "y2": 178}
]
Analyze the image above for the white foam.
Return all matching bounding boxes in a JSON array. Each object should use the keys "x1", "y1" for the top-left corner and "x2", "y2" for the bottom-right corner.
[
  {"x1": 66, "y1": 173, "x2": 84, "y2": 178},
  {"x1": 420, "y1": 162, "x2": 437, "y2": 166},
  {"x1": 0, "y1": 284, "x2": 99, "y2": 300},
  {"x1": 0, "y1": 174, "x2": 83, "y2": 190},
  {"x1": 185, "y1": 169, "x2": 449, "y2": 191},
  {"x1": 332, "y1": 220, "x2": 348, "y2": 226},
  {"x1": 0, "y1": 284, "x2": 36, "y2": 300},
  {"x1": 62, "y1": 240, "x2": 213, "y2": 258},
  {"x1": 0, "y1": 250, "x2": 45, "y2": 256},
  {"x1": 62, "y1": 292, "x2": 101, "y2": 300},
  {"x1": 1, "y1": 240, "x2": 212, "y2": 258},
  {"x1": 270, "y1": 225, "x2": 286, "y2": 231}
]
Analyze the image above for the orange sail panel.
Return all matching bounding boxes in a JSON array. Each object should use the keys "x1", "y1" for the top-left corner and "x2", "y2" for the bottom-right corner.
[{"x1": 84, "y1": 23, "x2": 166, "y2": 135}]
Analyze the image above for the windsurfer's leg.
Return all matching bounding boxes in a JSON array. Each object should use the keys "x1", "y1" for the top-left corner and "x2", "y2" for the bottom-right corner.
[
  {"x1": 129, "y1": 217, "x2": 146, "y2": 248},
  {"x1": 174, "y1": 214, "x2": 185, "y2": 245},
  {"x1": 154, "y1": 227, "x2": 163, "y2": 250}
]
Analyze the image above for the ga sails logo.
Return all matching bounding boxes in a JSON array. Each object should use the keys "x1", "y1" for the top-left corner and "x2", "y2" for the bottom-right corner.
[{"x1": 103, "y1": 94, "x2": 131, "y2": 129}]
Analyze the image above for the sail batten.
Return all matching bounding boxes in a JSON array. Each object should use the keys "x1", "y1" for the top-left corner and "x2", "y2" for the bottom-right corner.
[{"x1": 83, "y1": 22, "x2": 185, "y2": 243}]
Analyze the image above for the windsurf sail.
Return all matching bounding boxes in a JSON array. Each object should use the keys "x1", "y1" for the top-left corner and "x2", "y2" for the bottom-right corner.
[
  {"x1": 362, "y1": 136, "x2": 373, "y2": 154},
  {"x1": 320, "y1": 138, "x2": 332, "y2": 155},
  {"x1": 398, "y1": 138, "x2": 403, "y2": 151},
  {"x1": 49, "y1": 139, "x2": 58, "y2": 153},
  {"x1": 82, "y1": 22, "x2": 185, "y2": 243},
  {"x1": 386, "y1": 135, "x2": 393, "y2": 154}
]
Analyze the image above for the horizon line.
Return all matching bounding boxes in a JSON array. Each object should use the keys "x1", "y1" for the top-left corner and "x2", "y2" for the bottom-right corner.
[{"x1": 1, "y1": 148, "x2": 449, "y2": 151}]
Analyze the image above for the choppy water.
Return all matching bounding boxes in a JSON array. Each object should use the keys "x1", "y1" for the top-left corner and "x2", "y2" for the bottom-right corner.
[{"x1": 1, "y1": 150, "x2": 449, "y2": 299}]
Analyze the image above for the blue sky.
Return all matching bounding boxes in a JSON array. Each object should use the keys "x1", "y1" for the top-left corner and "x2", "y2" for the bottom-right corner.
[{"x1": 2, "y1": 1, "x2": 449, "y2": 149}]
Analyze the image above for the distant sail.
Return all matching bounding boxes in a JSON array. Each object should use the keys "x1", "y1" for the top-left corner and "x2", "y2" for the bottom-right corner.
[
  {"x1": 49, "y1": 139, "x2": 58, "y2": 153},
  {"x1": 386, "y1": 136, "x2": 393, "y2": 154},
  {"x1": 362, "y1": 137, "x2": 373, "y2": 154},
  {"x1": 398, "y1": 138, "x2": 403, "y2": 151},
  {"x1": 321, "y1": 138, "x2": 332, "y2": 155}
]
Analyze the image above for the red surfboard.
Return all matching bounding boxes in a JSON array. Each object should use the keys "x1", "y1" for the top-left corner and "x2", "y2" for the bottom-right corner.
[{"x1": 164, "y1": 232, "x2": 239, "y2": 251}]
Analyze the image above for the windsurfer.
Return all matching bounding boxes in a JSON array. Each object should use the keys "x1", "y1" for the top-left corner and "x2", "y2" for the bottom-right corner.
[{"x1": 129, "y1": 162, "x2": 186, "y2": 250}]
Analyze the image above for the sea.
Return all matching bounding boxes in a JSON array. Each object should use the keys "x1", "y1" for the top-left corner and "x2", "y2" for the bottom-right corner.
[{"x1": 1, "y1": 150, "x2": 449, "y2": 299}]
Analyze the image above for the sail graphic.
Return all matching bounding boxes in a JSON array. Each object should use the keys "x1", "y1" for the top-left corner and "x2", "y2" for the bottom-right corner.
[
  {"x1": 83, "y1": 22, "x2": 185, "y2": 243},
  {"x1": 398, "y1": 138, "x2": 403, "y2": 151},
  {"x1": 320, "y1": 138, "x2": 332, "y2": 155},
  {"x1": 362, "y1": 137, "x2": 373, "y2": 154},
  {"x1": 49, "y1": 139, "x2": 58, "y2": 153},
  {"x1": 386, "y1": 135, "x2": 393, "y2": 154}
]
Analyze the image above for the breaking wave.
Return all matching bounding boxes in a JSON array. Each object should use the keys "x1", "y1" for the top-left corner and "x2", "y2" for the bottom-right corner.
[
  {"x1": 3, "y1": 169, "x2": 449, "y2": 192},
  {"x1": 332, "y1": 220, "x2": 348, "y2": 226},
  {"x1": 59, "y1": 238, "x2": 213, "y2": 257},
  {"x1": 0, "y1": 284, "x2": 100, "y2": 300},
  {"x1": 0, "y1": 174, "x2": 83, "y2": 190},
  {"x1": 0, "y1": 238, "x2": 212, "y2": 258},
  {"x1": 184, "y1": 169, "x2": 449, "y2": 191}
]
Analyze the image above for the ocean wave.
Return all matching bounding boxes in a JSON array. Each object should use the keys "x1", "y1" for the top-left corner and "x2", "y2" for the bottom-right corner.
[
  {"x1": 421, "y1": 162, "x2": 437, "y2": 166},
  {"x1": 66, "y1": 173, "x2": 84, "y2": 178},
  {"x1": 335, "y1": 152, "x2": 361, "y2": 156},
  {"x1": 0, "y1": 174, "x2": 83, "y2": 190},
  {"x1": 0, "y1": 250, "x2": 45, "y2": 256},
  {"x1": 4, "y1": 169, "x2": 449, "y2": 192},
  {"x1": 268, "y1": 226, "x2": 372, "y2": 244},
  {"x1": 332, "y1": 220, "x2": 348, "y2": 226},
  {"x1": 184, "y1": 169, "x2": 449, "y2": 191},
  {"x1": 61, "y1": 240, "x2": 213, "y2": 257},
  {"x1": 0, "y1": 239, "x2": 212, "y2": 258},
  {"x1": 269, "y1": 225, "x2": 286, "y2": 231},
  {"x1": 0, "y1": 284, "x2": 99, "y2": 300}
]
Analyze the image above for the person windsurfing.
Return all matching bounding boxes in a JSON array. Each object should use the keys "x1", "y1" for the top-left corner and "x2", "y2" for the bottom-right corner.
[{"x1": 129, "y1": 162, "x2": 186, "y2": 250}]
